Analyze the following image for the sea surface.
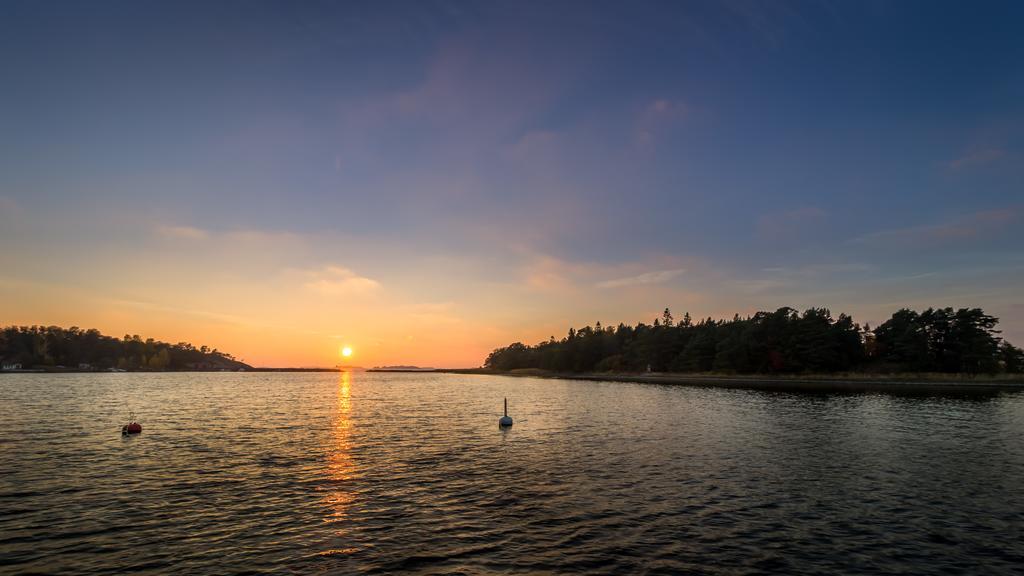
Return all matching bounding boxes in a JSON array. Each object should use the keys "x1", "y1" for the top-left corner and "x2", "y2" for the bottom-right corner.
[{"x1": 1, "y1": 372, "x2": 1024, "y2": 574}]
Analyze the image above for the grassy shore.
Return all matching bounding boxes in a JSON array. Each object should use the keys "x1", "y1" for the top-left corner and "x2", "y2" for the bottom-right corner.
[{"x1": 437, "y1": 368, "x2": 1024, "y2": 394}]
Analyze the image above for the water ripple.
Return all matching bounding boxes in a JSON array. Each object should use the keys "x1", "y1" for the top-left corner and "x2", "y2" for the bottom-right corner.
[{"x1": 1, "y1": 372, "x2": 1024, "y2": 574}]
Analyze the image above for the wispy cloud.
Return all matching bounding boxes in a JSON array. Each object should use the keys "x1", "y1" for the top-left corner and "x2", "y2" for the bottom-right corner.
[
  {"x1": 402, "y1": 301, "x2": 463, "y2": 325},
  {"x1": 850, "y1": 209, "x2": 1017, "y2": 247},
  {"x1": 304, "y1": 265, "x2": 381, "y2": 296},
  {"x1": 756, "y1": 206, "x2": 826, "y2": 243},
  {"x1": 0, "y1": 195, "x2": 21, "y2": 215},
  {"x1": 337, "y1": 31, "x2": 572, "y2": 163},
  {"x1": 948, "y1": 148, "x2": 1005, "y2": 170},
  {"x1": 503, "y1": 129, "x2": 562, "y2": 164},
  {"x1": 107, "y1": 296, "x2": 264, "y2": 329},
  {"x1": 596, "y1": 268, "x2": 686, "y2": 289},
  {"x1": 635, "y1": 98, "x2": 689, "y2": 146},
  {"x1": 761, "y1": 262, "x2": 873, "y2": 277},
  {"x1": 733, "y1": 278, "x2": 791, "y2": 295},
  {"x1": 0, "y1": 196, "x2": 27, "y2": 232},
  {"x1": 734, "y1": 262, "x2": 873, "y2": 296},
  {"x1": 157, "y1": 224, "x2": 209, "y2": 240},
  {"x1": 521, "y1": 255, "x2": 584, "y2": 292}
]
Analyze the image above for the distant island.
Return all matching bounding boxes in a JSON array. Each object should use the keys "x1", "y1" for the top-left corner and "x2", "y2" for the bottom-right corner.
[
  {"x1": 0, "y1": 325, "x2": 251, "y2": 372},
  {"x1": 484, "y1": 307, "x2": 1024, "y2": 376},
  {"x1": 368, "y1": 365, "x2": 436, "y2": 372}
]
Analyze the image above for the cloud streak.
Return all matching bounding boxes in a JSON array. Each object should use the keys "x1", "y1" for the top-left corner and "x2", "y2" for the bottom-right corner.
[
  {"x1": 948, "y1": 148, "x2": 1006, "y2": 170},
  {"x1": 635, "y1": 98, "x2": 689, "y2": 146},
  {"x1": 851, "y1": 209, "x2": 1017, "y2": 247},
  {"x1": 157, "y1": 225, "x2": 209, "y2": 240},
  {"x1": 756, "y1": 207, "x2": 826, "y2": 243},
  {"x1": 596, "y1": 268, "x2": 686, "y2": 289},
  {"x1": 304, "y1": 266, "x2": 381, "y2": 296}
]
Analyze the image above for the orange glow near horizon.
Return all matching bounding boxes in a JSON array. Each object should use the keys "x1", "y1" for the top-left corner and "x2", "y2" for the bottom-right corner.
[{"x1": 0, "y1": 276, "x2": 514, "y2": 368}]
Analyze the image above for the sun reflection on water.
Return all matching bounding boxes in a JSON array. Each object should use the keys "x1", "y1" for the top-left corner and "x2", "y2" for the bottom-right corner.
[{"x1": 324, "y1": 370, "x2": 355, "y2": 524}]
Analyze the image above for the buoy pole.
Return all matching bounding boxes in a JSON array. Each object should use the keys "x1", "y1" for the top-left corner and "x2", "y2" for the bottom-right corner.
[{"x1": 499, "y1": 398, "x2": 513, "y2": 428}]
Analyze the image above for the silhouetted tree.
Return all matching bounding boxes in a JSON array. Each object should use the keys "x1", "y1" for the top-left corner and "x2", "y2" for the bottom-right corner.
[
  {"x1": 482, "y1": 306, "x2": 1017, "y2": 376},
  {"x1": 0, "y1": 325, "x2": 249, "y2": 371},
  {"x1": 1000, "y1": 341, "x2": 1024, "y2": 373},
  {"x1": 874, "y1": 307, "x2": 1002, "y2": 373}
]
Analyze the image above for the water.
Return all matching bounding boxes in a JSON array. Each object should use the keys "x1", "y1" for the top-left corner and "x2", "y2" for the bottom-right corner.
[{"x1": 2, "y1": 372, "x2": 1024, "y2": 574}]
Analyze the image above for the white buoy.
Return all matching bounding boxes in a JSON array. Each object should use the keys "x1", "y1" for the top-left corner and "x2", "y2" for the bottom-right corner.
[{"x1": 498, "y1": 397, "x2": 513, "y2": 427}]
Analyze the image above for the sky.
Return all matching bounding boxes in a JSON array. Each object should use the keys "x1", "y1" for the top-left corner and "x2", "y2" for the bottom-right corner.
[{"x1": 1, "y1": 0, "x2": 1022, "y2": 367}]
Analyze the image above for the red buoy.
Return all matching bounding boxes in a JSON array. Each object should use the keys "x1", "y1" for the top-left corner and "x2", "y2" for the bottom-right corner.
[{"x1": 122, "y1": 411, "x2": 142, "y2": 435}]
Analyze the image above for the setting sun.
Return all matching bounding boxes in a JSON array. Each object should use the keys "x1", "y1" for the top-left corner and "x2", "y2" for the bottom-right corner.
[{"x1": 341, "y1": 346, "x2": 353, "y2": 358}]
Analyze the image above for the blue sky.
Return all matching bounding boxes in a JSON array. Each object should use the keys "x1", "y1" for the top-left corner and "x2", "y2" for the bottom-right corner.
[{"x1": 1, "y1": 1, "x2": 1022, "y2": 365}]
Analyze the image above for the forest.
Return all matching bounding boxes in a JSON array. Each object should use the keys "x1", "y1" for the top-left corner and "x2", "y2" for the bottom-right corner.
[
  {"x1": 484, "y1": 307, "x2": 1024, "y2": 375},
  {"x1": 0, "y1": 325, "x2": 251, "y2": 371}
]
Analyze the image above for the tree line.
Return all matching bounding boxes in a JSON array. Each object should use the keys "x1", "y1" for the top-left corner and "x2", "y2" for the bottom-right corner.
[
  {"x1": 484, "y1": 307, "x2": 1024, "y2": 375},
  {"x1": 0, "y1": 325, "x2": 251, "y2": 371}
]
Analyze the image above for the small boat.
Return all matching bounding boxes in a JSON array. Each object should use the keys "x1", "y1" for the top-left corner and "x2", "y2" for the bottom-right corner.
[{"x1": 122, "y1": 412, "x2": 142, "y2": 435}]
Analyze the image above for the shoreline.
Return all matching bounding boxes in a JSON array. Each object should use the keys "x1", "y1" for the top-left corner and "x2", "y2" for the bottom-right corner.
[
  {"x1": 5, "y1": 367, "x2": 1023, "y2": 393},
  {"x1": 0, "y1": 367, "x2": 346, "y2": 374},
  {"x1": 435, "y1": 369, "x2": 1024, "y2": 394}
]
